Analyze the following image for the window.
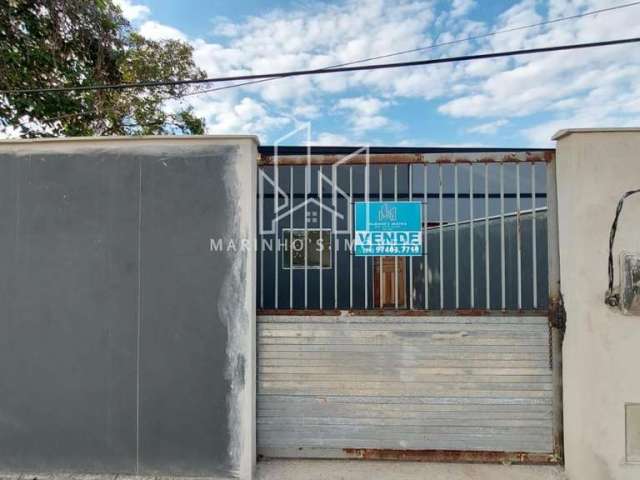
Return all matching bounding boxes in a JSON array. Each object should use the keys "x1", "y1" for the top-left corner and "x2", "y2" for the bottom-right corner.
[{"x1": 282, "y1": 229, "x2": 332, "y2": 269}]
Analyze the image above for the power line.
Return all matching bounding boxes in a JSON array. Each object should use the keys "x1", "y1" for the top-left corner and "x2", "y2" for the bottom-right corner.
[
  {"x1": 184, "y1": 0, "x2": 640, "y2": 97},
  {"x1": 6, "y1": 2, "x2": 639, "y2": 132},
  {"x1": 3, "y1": 36, "x2": 640, "y2": 95}
]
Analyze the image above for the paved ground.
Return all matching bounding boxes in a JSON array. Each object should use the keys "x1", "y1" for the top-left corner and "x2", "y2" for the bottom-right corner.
[
  {"x1": 257, "y1": 459, "x2": 567, "y2": 480},
  {"x1": 0, "y1": 461, "x2": 568, "y2": 480}
]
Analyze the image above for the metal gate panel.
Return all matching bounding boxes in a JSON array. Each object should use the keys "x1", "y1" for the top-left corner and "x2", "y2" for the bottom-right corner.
[
  {"x1": 257, "y1": 159, "x2": 550, "y2": 312},
  {"x1": 257, "y1": 314, "x2": 553, "y2": 457},
  {"x1": 255, "y1": 149, "x2": 561, "y2": 462}
]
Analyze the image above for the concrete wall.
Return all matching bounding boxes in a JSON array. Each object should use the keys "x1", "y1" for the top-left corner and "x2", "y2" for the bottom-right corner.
[
  {"x1": 554, "y1": 129, "x2": 640, "y2": 480},
  {"x1": 0, "y1": 137, "x2": 257, "y2": 479}
]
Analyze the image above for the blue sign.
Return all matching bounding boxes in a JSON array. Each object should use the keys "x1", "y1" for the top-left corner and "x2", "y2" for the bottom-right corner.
[{"x1": 354, "y1": 201, "x2": 423, "y2": 256}]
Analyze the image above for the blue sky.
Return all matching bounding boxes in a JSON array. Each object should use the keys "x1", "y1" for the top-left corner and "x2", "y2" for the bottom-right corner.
[{"x1": 116, "y1": 0, "x2": 640, "y2": 147}]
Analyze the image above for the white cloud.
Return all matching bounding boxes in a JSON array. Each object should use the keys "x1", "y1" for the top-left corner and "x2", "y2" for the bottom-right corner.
[
  {"x1": 114, "y1": 0, "x2": 150, "y2": 21},
  {"x1": 336, "y1": 97, "x2": 388, "y2": 116},
  {"x1": 138, "y1": 21, "x2": 187, "y2": 41},
  {"x1": 159, "y1": 0, "x2": 636, "y2": 143},
  {"x1": 335, "y1": 96, "x2": 393, "y2": 132},
  {"x1": 184, "y1": 95, "x2": 290, "y2": 141},
  {"x1": 434, "y1": 0, "x2": 640, "y2": 143},
  {"x1": 291, "y1": 104, "x2": 321, "y2": 119},
  {"x1": 522, "y1": 81, "x2": 640, "y2": 145},
  {"x1": 194, "y1": 0, "x2": 438, "y2": 103},
  {"x1": 468, "y1": 119, "x2": 508, "y2": 134},
  {"x1": 311, "y1": 132, "x2": 354, "y2": 145},
  {"x1": 451, "y1": 0, "x2": 476, "y2": 17},
  {"x1": 180, "y1": 0, "x2": 640, "y2": 144}
]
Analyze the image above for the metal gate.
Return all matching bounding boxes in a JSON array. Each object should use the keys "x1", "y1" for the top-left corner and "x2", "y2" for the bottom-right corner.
[{"x1": 256, "y1": 147, "x2": 562, "y2": 463}]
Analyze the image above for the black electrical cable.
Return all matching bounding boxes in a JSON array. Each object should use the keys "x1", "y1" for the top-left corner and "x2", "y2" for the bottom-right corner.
[
  {"x1": 605, "y1": 189, "x2": 640, "y2": 307},
  {"x1": 184, "y1": 0, "x2": 640, "y2": 97},
  {"x1": 3, "y1": 36, "x2": 640, "y2": 95}
]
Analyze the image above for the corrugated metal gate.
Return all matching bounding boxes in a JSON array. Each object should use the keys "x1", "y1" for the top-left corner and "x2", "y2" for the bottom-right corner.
[{"x1": 256, "y1": 147, "x2": 562, "y2": 463}]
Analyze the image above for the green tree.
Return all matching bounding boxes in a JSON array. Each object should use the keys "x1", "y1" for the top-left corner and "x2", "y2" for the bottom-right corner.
[{"x1": 0, "y1": 0, "x2": 206, "y2": 137}]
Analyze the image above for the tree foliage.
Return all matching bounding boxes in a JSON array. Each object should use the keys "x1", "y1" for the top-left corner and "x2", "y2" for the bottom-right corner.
[{"x1": 0, "y1": 0, "x2": 206, "y2": 137}]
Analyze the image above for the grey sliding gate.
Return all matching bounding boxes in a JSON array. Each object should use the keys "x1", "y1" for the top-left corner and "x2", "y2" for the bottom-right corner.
[{"x1": 256, "y1": 148, "x2": 561, "y2": 463}]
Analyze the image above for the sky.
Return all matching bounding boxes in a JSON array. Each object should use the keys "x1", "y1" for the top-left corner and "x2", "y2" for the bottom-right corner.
[{"x1": 114, "y1": 0, "x2": 640, "y2": 146}]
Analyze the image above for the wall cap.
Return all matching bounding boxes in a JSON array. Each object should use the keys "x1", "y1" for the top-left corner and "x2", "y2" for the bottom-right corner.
[
  {"x1": 0, "y1": 134, "x2": 260, "y2": 146},
  {"x1": 552, "y1": 127, "x2": 640, "y2": 141}
]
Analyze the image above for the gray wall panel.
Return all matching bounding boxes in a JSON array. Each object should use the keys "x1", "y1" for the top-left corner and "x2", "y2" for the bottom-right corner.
[
  {"x1": 0, "y1": 139, "x2": 256, "y2": 478},
  {"x1": 0, "y1": 153, "x2": 139, "y2": 472},
  {"x1": 139, "y1": 152, "x2": 234, "y2": 475}
]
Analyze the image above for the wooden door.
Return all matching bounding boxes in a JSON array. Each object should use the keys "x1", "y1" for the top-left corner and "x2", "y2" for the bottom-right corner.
[{"x1": 373, "y1": 257, "x2": 406, "y2": 308}]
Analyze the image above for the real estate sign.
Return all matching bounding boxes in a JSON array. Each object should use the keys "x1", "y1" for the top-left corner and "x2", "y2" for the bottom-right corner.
[{"x1": 354, "y1": 201, "x2": 423, "y2": 256}]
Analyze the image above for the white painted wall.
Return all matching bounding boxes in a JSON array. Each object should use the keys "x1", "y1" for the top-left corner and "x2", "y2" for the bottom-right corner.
[
  {"x1": 554, "y1": 129, "x2": 640, "y2": 480},
  {"x1": 225, "y1": 137, "x2": 258, "y2": 480}
]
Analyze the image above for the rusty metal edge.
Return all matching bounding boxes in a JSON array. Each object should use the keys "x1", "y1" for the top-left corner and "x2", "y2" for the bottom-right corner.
[
  {"x1": 258, "y1": 153, "x2": 419, "y2": 165},
  {"x1": 545, "y1": 150, "x2": 565, "y2": 465},
  {"x1": 258, "y1": 153, "x2": 552, "y2": 166},
  {"x1": 341, "y1": 448, "x2": 559, "y2": 464},
  {"x1": 256, "y1": 309, "x2": 549, "y2": 317}
]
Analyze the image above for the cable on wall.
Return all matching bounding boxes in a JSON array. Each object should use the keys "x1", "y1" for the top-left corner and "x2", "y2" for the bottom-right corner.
[{"x1": 605, "y1": 189, "x2": 640, "y2": 307}]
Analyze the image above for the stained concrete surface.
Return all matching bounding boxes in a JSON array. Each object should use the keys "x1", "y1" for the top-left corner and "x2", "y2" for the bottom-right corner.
[
  {"x1": 0, "y1": 460, "x2": 567, "y2": 480},
  {"x1": 257, "y1": 459, "x2": 567, "y2": 480}
]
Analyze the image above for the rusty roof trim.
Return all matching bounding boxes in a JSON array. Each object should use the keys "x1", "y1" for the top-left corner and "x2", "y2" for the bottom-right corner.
[
  {"x1": 258, "y1": 150, "x2": 552, "y2": 165},
  {"x1": 258, "y1": 145, "x2": 553, "y2": 155}
]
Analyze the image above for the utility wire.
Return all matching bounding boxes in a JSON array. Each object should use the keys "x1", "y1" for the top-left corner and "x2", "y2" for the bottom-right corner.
[
  {"x1": 4, "y1": 36, "x2": 640, "y2": 95},
  {"x1": 184, "y1": 0, "x2": 640, "y2": 97}
]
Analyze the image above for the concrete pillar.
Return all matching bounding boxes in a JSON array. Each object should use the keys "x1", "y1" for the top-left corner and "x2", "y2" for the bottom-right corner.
[{"x1": 554, "y1": 128, "x2": 640, "y2": 480}]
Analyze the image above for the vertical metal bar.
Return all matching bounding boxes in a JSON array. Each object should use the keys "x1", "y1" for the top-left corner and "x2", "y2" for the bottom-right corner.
[
  {"x1": 546, "y1": 152, "x2": 564, "y2": 462},
  {"x1": 304, "y1": 161, "x2": 308, "y2": 309},
  {"x1": 516, "y1": 162, "x2": 522, "y2": 310},
  {"x1": 378, "y1": 258, "x2": 382, "y2": 308},
  {"x1": 424, "y1": 164, "x2": 428, "y2": 310},
  {"x1": 334, "y1": 164, "x2": 338, "y2": 309},
  {"x1": 470, "y1": 163, "x2": 474, "y2": 309},
  {"x1": 409, "y1": 165, "x2": 413, "y2": 310},
  {"x1": 379, "y1": 168, "x2": 384, "y2": 308},
  {"x1": 500, "y1": 162, "x2": 506, "y2": 310},
  {"x1": 259, "y1": 171, "x2": 264, "y2": 309},
  {"x1": 274, "y1": 171, "x2": 279, "y2": 309},
  {"x1": 289, "y1": 166, "x2": 293, "y2": 309},
  {"x1": 349, "y1": 166, "x2": 353, "y2": 309},
  {"x1": 439, "y1": 164, "x2": 444, "y2": 310},
  {"x1": 485, "y1": 164, "x2": 490, "y2": 309},
  {"x1": 532, "y1": 162, "x2": 538, "y2": 309},
  {"x1": 454, "y1": 163, "x2": 459, "y2": 309},
  {"x1": 394, "y1": 165, "x2": 399, "y2": 309},
  {"x1": 319, "y1": 165, "x2": 323, "y2": 310},
  {"x1": 364, "y1": 163, "x2": 368, "y2": 309}
]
